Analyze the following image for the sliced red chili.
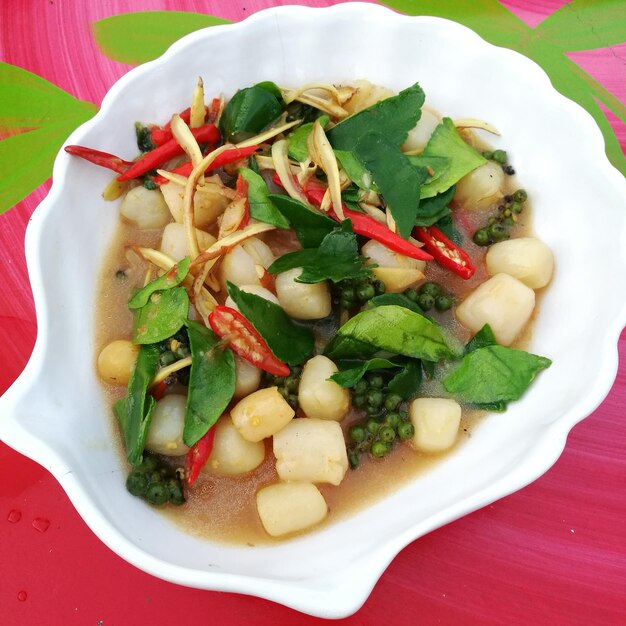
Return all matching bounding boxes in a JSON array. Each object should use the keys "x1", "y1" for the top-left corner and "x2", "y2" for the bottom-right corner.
[
  {"x1": 186, "y1": 428, "x2": 216, "y2": 487},
  {"x1": 208, "y1": 305, "x2": 290, "y2": 377},
  {"x1": 413, "y1": 226, "x2": 475, "y2": 279},
  {"x1": 235, "y1": 174, "x2": 251, "y2": 230},
  {"x1": 64, "y1": 145, "x2": 133, "y2": 174},
  {"x1": 150, "y1": 379, "x2": 168, "y2": 402},
  {"x1": 151, "y1": 145, "x2": 259, "y2": 185},
  {"x1": 208, "y1": 98, "x2": 221, "y2": 124},
  {"x1": 303, "y1": 185, "x2": 433, "y2": 262},
  {"x1": 118, "y1": 123, "x2": 221, "y2": 181},
  {"x1": 150, "y1": 106, "x2": 210, "y2": 146}
]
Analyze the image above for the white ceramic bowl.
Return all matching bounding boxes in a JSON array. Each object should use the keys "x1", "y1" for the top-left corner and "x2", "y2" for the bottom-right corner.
[{"x1": 1, "y1": 3, "x2": 625, "y2": 618}]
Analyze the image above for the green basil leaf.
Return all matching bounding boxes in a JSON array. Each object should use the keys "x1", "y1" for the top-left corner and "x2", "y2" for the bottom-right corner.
[
  {"x1": 334, "y1": 149, "x2": 378, "y2": 191},
  {"x1": 328, "y1": 82, "x2": 425, "y2": 150},
  {"x1": 464, "y1": 324, "x2": 497, "y2": 354},
  {"x1": 434, "y1": 215, "x2": 462, "y2": 245},
  {"x1": 407, "y1": 155, "x2": 451, "y2": 186},
  {"x1": 133, "y1": 287, "x2": 189, "y2": 344},
  {"x1": 387, "y1": 360, "x2": 423, "y2": 400},
  {"x1": 183, "y1": 321, "x2": 236, "y2": 446},
  {"x1": 268, "y1": 193, "x2": 336, "y2": 247},
  {"x1": 114, "y1": 344, "x2": 160, "y2": 466},
  {"x1": 254, "y1": 81, "x2": 283, "y2": 100},
  {"x1": 413, "y1": 185, "x2": 456, "y2": 227},
  {"x1": 443, "y1": 345, "x2": 551, "y2": 405},
  {"x1": 238, "y1": 168, "x2": 289, "y2": 228},
  {"x1": 219, "y1": 86, "x2": 282, "y2": 142},
  {"x1": 368, "y1": 293, "x2": 424, "y2": 316},
  {"x1": 325, "y1": 305, "x2": 453, "y2": 362},
  {"x1": 354, "y1": 132, "x2": 429, "y2": 238},
  {"x1": 288, "y1": 115, "x2": 329, "y2": 162},
  {"x1": 330, "y1": 357, "x2": 402, "y2": 387},
  {"x1": 268, "y1": 221, "x2": 371, "y2": 284},
  {"x1": 128, "y1": 257, "x2": 190, "y2": 309},
  {"x1": 226, "y1": 282, "x2": 314, "y2": 365},
  {"x1": 420, "y1": 118, "x2": 486, "y2": 198}
]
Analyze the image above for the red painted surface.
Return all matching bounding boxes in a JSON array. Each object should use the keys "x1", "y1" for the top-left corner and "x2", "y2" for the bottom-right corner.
[{"x1": 0, "y1": 1, "x2": 625, "y2": 624}]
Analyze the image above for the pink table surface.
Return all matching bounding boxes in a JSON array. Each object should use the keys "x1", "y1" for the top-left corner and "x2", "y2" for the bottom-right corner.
[{"x1": 1, "y1": 1, "x2": 625, "y2": 624}]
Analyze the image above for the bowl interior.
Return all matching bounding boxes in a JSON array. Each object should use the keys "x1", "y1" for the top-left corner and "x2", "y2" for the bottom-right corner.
[{"x1": 1, "y1": 3, "x2": 625, "y2": 618}]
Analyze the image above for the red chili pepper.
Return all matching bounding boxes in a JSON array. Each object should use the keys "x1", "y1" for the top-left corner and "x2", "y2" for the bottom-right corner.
[
  {"x1": 413, "y1": 226, "x2": 475, "y2": 279},
  {"x1": 208, "y1": 98, "x2": 221, "y2": 124},
  {"x1": 150, "y1": 380, "x2": 168, "y2": 402},
  {"x1": 64, "y1": 145, "x2": 134, "y2": 174},
  {"x1": 186, "y1": 428, "x2": 216, "y2": 487},
  {"x1": 151, "y1": 145, "x2": 259, "y2": 185},
  {"x1": 150, "y1": 107, "x2": 210, "y2": 146},
  {"x1": 235, "y1": 174, "x2": 251, "y2": 230},
  {"x1": 303, "y1": 185, "x2": 433, "y2": 262},
  {"x1": 118, "y1": 123, "x2": 221, "y2": 181},
  {"x1": 208, "y1": 306, "x2": 290, "y2": 377}
]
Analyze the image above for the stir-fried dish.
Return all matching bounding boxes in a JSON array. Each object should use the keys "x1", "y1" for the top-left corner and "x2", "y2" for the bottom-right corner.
[{"x1": 69, "y1": 79, "x2": 553, "y2": 539}]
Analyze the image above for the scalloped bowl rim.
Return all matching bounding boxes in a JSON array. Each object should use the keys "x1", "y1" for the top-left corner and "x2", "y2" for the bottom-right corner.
[{"x1": 1, "y1": 3, "x2": 625, "y2": 619}]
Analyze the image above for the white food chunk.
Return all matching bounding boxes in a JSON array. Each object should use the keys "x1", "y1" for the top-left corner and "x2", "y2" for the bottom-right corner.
[
  {"x1": 256, "y1": 482, "x2": 328, "y2": 537},
  {"x1": 220, "y1": 238, "x2": 275, "y2": 288},
  {"x1": 119, "y1": 186, "x2": 171, "y2": 229},
  {"x1": 409, "y1": 397, "x2": 462, "y2": 453},
  {"x1": 362, "y1": 240, "x2": 426, "y2": 293},
  {"x1": 160, "y1": 179, "x2": 229, "y2": 229},
  {"x1": 146, "y1": 395, "x2": 189, "y2": 456},
  {"x1": 233, "y1": 355, "x2": 262, "y2": 400},
  {"x1": 230, "y1": 387, "x2": 295, "y2": 442},
  {"x1": 275, "y1": 268, "x2": 331, "y2": 319},
  {"x1": 454, "y1": 161, "x2": 504, "y2": 211},
  {"x1": 160, "y1": 222, "x2": 216, "y2": 260},
  {"x1": 298, "y1": 355, "x2": 350, "y2": 421},
  {"x1": 204, "y1": 416, "x2": 265, "y2": 476},
  {"x1": 372, "y1": 267, "x2": 424, "y2": 293},
  {"x1": 485, "y1": 237, "x2": 554, "y2": 289},
  {"x1": 455, "y1": 273, "x2": 535, "y2": 346},
  {"x1": 224, "y1": 284, "x2": 279, "y2": 311},
  {"x1": 97, "y1": 339, "x2": 139, "y2": 385},
  {"x1": 402, "y1": 105, "x2": 443, "y2": 153},
  {"x1": 273, "y1": 418, "x2": 349, "y2": 485}
]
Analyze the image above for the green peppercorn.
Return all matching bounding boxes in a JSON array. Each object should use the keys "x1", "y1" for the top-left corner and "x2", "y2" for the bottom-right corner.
[
  {"x1": 399, "y1": 409, "x2": 409, "y2": 421},
  {"x1": 513, "y1": 188, "x2": 527, "y2": 203},
  {"x1": 488, "y1": 222, "x2": 509, "y2": 241},
  {"x1": 342, "y1": 286, "x2": 355, "y2": 301},
  {"x1": 146, "y1": 482, "x2": 169, "y2": 505},
  {"x1": 371, "y1": 441, "x2": 389, "y2": 458},
  {"x1": 115, "y1": 269, "x2": 127, "y2": 281},
  {"x1": 287, "y1": 394, "x2": 298, "y2": 409},
  {"x1": 367, "y1": 389, "x2": 383, "y2": 408},
  {"x1": 482, "y1": 150, "x2": 494, "y2": 160},
  {"x1": 492, "y1": 149, "x2": 507, "y2": 164},
  {"x1": 278, "y1": 387, "x2": 290, "y2": 401},
  {"x1": 417, "y1": 293, "x2": 435, "y2": 311},
  {"x1": 353, "y1": 393, "x2": 367, "y2": 409},
  {"x1": 126, "y1": 471, "x2": 149, "y2": 496},
  {"x1": 510, "y1": 201, "x2": 522, "y2": 214},
  {"x1": 349, "y1": 425, "x2": 366, "y2": 443},
  {"x1": 285, "y1": 376, "x2": 299, "y2": 393},
  {"x1": 354, "y1": 380, "x2": 368, "y2": 395},
  {"x1": 398, "y1": 421, "x2": 415, "y2": 441},
  {"x1": 138, "y1": 455, "x2": 158, "y2": 473},
  {"x1": 487, "y1": 216, "x2": 497, "y2": 226},
  {"x1": 435, "y1": 295, "x2": 453, "y2": 312},
  {"x1": 403, "y1": 288, "x2": 419, "y2": 302},
  {"x1": 356, "y1": 283, "x2": 376, "y2": 301},
  {"x1": 418, "y1": 282, "x2": 442, "y2": 297},
  {"x1": 340, "y1": 297, "x2": 355, "y2": 310},
  {"x1": 143, "y1": 177, "x2": 158, "y2": 190},
  {"x1": 502, "y1": 217, "x2": 514, "y2": 227},
  {"x1": 373, "y1": 280, "x2": 385, "y2": 295},
  {"x1": 384, "y1": 393, "x2": 402, "y2": 412},
  {"x1": 502, "y1": 208, "x2": 512, "y2": 218},
  {"x1": 166, "y1": 478, "x2": 185, "y2": 505},
  {"x1": 366, "y1": 418, "x2": 380, "y2": 434},
  {"x1": 473, "y1": 228, "x2": 490, "y2": 246},
  {"x1": 503, "y1": 164, "x2": 515, "y2": 175},
  {"x1": 379, "y1": 426, "x2": 396, "y2": 443},
  {"x1": 366, "y1": 405, "x2": 381, "y2": 417},
  {"x1": 368, "y1": 374, "x2": 384, "y2": 389},
  {"x1": 159, "y1": 351, "x2": 177, "y2": 367},
  {"x1": 348, "y1": 451, "x2": 360, "y2": 469},
  {"x1": 384, "y1": 412, "x2": 401, "y2": 428},
  {"x1": 175, "y1": 344, "x2": 191, "y2": 359}
]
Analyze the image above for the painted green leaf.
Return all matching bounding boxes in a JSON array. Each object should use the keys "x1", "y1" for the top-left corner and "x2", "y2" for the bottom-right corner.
[
  {"x1": 534, "y1": 0, "x2": 626, "y2": 51},
  {"x1": 91, "y1": 11, "x2": 231, "y2": 65},
  {"x1": 0, "y1": 63, "x2": 97, "y2": 215}
]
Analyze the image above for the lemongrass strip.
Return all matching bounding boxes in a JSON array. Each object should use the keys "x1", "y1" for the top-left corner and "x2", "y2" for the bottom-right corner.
[
  {"x1": 281, "y1": 82, "x2": 342, "y2": 104},
  {"x1": 235, "y1": 119, "x2": 301, "y2": 148},
  {"x1": 150, "y1": 356, "x2": 193, "y2": 387},
  {"x1": 170, "y1": 114, "x2": 203, "y2": 170},
  {"x1": 254, "y1": 154, "x2": 301, "y2": 175},
  {"x1": 190, "y1": 77, "x2": 206, "y2": 128},
  {"x1": 296, "y1": 161, "x2": 317, "y2": 187},
  {"x1": 218, "y1": 196, "x2": 247, "y2": 239},
  {"x1": 193, "y1": 257, "x2": 219, "y2": 295},
  {"x1": 272, "y1": 139, "x2": 313, "y2": 208},
  {"x1": 291, "y1": 92, "x2": 349, "y2": 118},
  {"x1": 336, "y1": 85, "x2": 357, "y2": 104},
  {"x1": 386, "y1": 208, "x2": 398, "y2": 234},
  {"x1": 190, "y1": 222, "x2": 276, "y2": 269},
  {"x1": 102, "y1": 176, "x2": 128, "y2": 201},
  {"x1": 214, "y1": 94, "x2": 225, "y2": 126},
  {"x1": 360, "y1": 203, "x2": 387, "y2": 224},
  {"x1": 453, "y1": 118, "x2": 501, "y2": 135},
  {"x1": 312, "y1": 120, "x2": 344, "y2": 220}
]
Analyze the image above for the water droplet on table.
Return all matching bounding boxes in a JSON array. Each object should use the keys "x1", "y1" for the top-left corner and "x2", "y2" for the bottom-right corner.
[
  {"x1": 17, "y1": 591, "x2": 27, "y2": 602},
  {"x1": 7, "y1": 509, "x2": 22, "y2": 523},
  {"x1": 32, "y1": 517, "x2": 50, "y2": 533}
]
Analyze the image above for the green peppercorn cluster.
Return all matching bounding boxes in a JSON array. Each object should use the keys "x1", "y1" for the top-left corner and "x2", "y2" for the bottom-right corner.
[
  {"x1": 473, "y1": 188, "x2": 528, "y2": 247},
  {"x1": 334, "y1": 277, "x2": 385, "y2": 310},
  {"x1": 482, "y1": 149, "x2": 515, "y2": 175},
  {"x1": 158, "y1": 332, "x2": 191, "y2": 385},
  {"x1": 126, "y1": 454, "x2": 185, "y2": 506},
  {"x1": 347, "y1": 373, "x2": 415, "y2": 467},
  {"x1": 267, "y1": 366, "x2": 302, "y2": 410},
  {"x1": 403, "y1": 282, "x2": 453, "y2": 312}
]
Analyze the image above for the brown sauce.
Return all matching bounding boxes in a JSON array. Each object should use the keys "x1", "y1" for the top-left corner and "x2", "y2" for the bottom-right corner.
[{"x1": 95, "y1": 148, "x2": 538, "y2": 545}]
